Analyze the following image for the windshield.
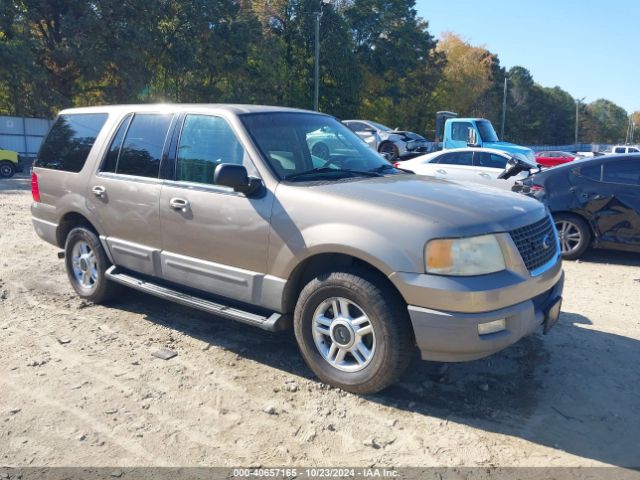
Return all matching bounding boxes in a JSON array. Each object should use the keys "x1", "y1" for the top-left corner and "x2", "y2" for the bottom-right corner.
[
  {"x1": 476, "y1": 120, "x2": 499, "y2": 142},
  {"x1": 241, "y1": 113, "x2": 394, "y2": 181},
  {"x1": 368, "y1": 121, "x2": 392, "y2": 131}
]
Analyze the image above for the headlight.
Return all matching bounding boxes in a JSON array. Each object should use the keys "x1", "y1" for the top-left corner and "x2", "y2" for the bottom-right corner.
[{"x1": 426, "y1": 234, "x2": 506, "y2": 276}]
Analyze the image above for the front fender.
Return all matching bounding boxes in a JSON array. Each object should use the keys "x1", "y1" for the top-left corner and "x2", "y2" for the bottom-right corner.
[{"x1": 268, "y1": 222, "x2": 420, "y2": 280}]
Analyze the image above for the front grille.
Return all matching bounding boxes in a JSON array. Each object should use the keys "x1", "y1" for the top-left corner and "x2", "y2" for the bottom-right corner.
[{"x1": 509, "y1": 216, "x2": 558, "y2": 272}]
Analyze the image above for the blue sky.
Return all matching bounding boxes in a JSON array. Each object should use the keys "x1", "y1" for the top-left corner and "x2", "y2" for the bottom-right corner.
[{"x1": 415, "y1": 0, "x2": 639, "y2": 113}]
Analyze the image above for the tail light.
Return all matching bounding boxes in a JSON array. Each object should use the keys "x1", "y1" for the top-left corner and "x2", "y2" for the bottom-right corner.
[
  {"x1": 393, "y1": 162, "x2": 401, "y2": 168},
  {"x1": 530, "y1": 184, "x2": 544, "y2": 192},
  {"x1": 31, "y1": 172, "x2": 40, "y2": 202}
]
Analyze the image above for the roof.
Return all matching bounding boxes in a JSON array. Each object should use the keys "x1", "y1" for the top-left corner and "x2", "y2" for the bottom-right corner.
[{"x1": 57, "y1": 104, "x2": 321, "y2": 116}]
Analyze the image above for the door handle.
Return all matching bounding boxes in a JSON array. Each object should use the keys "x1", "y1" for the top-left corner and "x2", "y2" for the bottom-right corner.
[
  {"x1": 479, "y1": 172, "x2": 491, "y2": 177},
  {"x1": 436, "y1": 169, "x2": 447, "y2": 175},
  {"x1": 91, "y1": 185, "x2": 106, "y2": 197},
  {"x1": 169, "y1": 197, "x2": 190, "y2": 212},
  {"x1": 582, "y1": 193, "x2": 604, "y2": 200}
]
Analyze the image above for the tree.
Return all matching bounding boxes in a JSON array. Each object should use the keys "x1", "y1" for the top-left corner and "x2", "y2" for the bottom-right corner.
[
  {"x1": 582, "y1": 99, "x2": 628, "y2": 144},
  {"x1": 345, "y1": 0, "x2": 443, "y2": 136},
  {"x1": 433, "y1": 33, "x2": 495, "y2": 117}
]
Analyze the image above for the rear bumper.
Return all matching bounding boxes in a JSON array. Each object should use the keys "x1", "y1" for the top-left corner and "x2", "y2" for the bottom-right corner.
[
  {"x1": 408, "y1": 273, "x2": 564, "y2": 362},
  {"x1": 32, "y1": 217, "x2": 59, "y2": 247}
]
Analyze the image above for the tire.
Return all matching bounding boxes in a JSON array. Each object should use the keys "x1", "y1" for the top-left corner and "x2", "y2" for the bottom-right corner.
[
  {"x1": 64, "y1": 227, "x2": 120, "y2": 303},
  {"x1": 379, "y1": 142, "x2": 399, "y2": 161},
  {"x1": 0, "y1": 161, "x2": 15, "y2": 178},
  {"x1": 293, "y1": 269, "x2": 414, "y2": 394},
  {"x1": 311, "y1": 142, "x2": 330, "y2": 160},
  {"x1": 554, "y1": 213, "x2": 591, "y2": 260}
]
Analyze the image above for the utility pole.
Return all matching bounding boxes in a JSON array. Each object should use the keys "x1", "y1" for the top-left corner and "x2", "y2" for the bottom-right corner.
[
  {"x1": 313, "y1": 10, "x2": 320, "y2": 111},
  {"x1": 575, "y1": 97, "x2": 585, "y2": 148},
  {"x1": 626, "y1": 116, "x2": 632, "y2": 144},
  {"x1": 500, "y1": 77, "x2": 507, "y2": 140},
  {"x1": 313, "y1": 0, "x2": 331, "y2": 112}
]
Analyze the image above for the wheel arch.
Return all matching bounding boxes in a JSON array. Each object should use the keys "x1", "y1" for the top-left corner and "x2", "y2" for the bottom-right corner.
[
  {"x1": 552, "y1": 210, "x2": 595, "y2": 236},
  {"x1": 56, "y1": 211, "x2": 101, "y2": 248},
  {"x1": 377, "y1": 140, "x2": 396, "y2": 152},
  {"x1": 281, "y1": 252, "x2": 407, "y2": 315}
]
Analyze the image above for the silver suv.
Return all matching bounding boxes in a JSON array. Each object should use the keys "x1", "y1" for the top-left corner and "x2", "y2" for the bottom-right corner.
[{"x1": 31, "y1": 104, "x2": 564, "y2": 394}]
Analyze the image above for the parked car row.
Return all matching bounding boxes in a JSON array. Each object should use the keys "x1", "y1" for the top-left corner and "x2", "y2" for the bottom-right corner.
[{"x1": 399, "y1": 143, "x2": 640, "y2": 260}]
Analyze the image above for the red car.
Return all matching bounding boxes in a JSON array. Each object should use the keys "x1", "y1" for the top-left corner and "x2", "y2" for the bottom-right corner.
[{"x1": 534, "y1": 151, "x2": 576, "y2": 168}]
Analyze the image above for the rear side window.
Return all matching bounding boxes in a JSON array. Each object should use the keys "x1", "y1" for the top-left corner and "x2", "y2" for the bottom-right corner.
[
  {"x1": 437, "y1": 152, "x2": 473, "y2": 166},
  {"x1": 102, "y1": 113, "x2": 173, "y2": 178},
  {"x1": 602, "y1": 159, "x2": 640, "y2": 186},
  {"x1": 102, "y1": 115, "x2": 133, "y2": 173},
  {"x1": 36, "y1": 113, "x2": 108, "y2": 172},
  {"x1": 578, "y1": 164, "x2": 602, "y2": 181}
]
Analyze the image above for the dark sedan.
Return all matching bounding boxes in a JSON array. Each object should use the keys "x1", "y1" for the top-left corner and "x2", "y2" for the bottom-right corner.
[{"x1": 514, "y1": 155, "x2": 640, "y2": 259}]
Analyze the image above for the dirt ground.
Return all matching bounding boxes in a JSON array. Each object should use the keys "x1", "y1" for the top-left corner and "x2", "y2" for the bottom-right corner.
[{"x1": 1, "y1": 173, "x2": 639, "y2": 468}]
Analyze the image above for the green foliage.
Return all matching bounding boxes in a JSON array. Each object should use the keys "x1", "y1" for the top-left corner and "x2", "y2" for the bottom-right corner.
[{"x1": 0, "y1": 0, "x2": 630, "y2": 144}]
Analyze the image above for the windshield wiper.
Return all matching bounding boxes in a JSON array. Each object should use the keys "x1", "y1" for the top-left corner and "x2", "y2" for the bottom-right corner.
[
  {"x1": 369, "y1": 163, "x2": 397, "y2": 173},
  {"x1": 284, "y1": 167, "x2": 382, "y2": 181}
]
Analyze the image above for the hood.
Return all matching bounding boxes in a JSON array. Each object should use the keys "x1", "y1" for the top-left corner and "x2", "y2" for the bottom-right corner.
[
  {"x1": 305, "y1": 174, "x2": 546, "y2": 236},
  {"x1": 384, "y1": 130, "x2": 427, "y2": 142},
  {"x1": 484, "y1": 142, "x2": 537, "y2": 164}
]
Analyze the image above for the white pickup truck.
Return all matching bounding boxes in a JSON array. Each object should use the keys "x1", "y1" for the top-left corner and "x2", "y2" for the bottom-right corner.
[{"x1": 610, "y1": 145, "x2": 640, "y2": 154}]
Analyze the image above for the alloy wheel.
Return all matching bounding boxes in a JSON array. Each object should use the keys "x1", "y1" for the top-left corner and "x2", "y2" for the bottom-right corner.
[
  {"x1": 312, "y1": 297, "x2": 376, "y2": 372},
  {"x1": 71, "y1": 240, "x2": 98, "y2": 289},
  {"x1": 556, "y1": 220, "x2": 582, "y2": 255}
]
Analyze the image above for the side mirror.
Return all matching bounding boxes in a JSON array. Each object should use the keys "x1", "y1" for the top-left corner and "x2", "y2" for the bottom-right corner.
[
  {"x1": 214, "y1": 164, "x2": 261, "y2": 196},
  {"x1": 467, "y1": 128, "x2": 479, "y2": 147},
  {"x1": 498, "y1": 156, "x2": 532, "y2": 180}
]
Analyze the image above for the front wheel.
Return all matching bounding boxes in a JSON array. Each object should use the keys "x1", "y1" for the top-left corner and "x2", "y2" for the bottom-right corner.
[
  {"x1": 379, "y1": 142, "x2": 399, "y2": 161},
  {"x1": 64, "y1": 227, "x2": 120, "y2": 303},
  {"x1": 555, "y1": 213, "x2": 591, "y2": 260},
  {"x1": 294, "y1": 269, "x2": 414, "y2": 394},
  {"x1": 0, "y1": 161, "x2": 15, "y2": 178}
]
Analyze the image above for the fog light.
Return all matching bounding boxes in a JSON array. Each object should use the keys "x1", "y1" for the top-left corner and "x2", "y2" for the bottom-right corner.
[{"x1": 478, "y1": 319, "x2": 506, "y2": 336}]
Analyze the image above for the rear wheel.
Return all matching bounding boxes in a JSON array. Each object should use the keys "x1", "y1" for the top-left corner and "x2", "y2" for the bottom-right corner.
[
  {"x1": 554, "y1": 213, "x2": 591, "y2": 260},
  {"x1": 294, "y1": 269, "x2": 414, "y2": 394},
  {"x1": 0, "y1": 161, "x2": 15, "y2": 178},
  {"x1": 64, "y1": 227, "x2": 120, "y2": 303}
]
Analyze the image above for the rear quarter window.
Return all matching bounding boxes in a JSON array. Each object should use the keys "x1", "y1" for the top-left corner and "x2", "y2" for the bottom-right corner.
[
  {"x1": 36, "y1": 113, "x2": 108, "y2": 172},
  {"x1": 578, "y1": 164, "x2": 602, "y2": 181}
]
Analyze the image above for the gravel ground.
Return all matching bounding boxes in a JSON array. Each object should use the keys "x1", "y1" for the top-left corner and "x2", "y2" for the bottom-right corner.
[{"x1": 1, "y1": 174, "x2": 639, "y2": 468}]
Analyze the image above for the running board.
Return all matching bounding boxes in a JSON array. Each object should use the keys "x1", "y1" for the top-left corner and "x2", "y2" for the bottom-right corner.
[{"x1": 105, "y1": 267, "x2": 286, "y2": 331}]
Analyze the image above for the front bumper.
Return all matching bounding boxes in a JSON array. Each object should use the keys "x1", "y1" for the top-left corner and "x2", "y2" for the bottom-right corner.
[
  {"x1": 15, "y1": 156, "x2": 26, "y2": 173},
  {"x1": 398, "y1": 142, "x2": 430, "y2": 159},
  {"x1": 408, "y1": 273, "x2": 564, "y2": 362}
]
